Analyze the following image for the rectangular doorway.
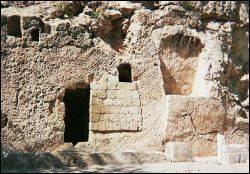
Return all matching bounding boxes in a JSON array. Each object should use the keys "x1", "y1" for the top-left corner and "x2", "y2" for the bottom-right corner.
[{"x1": 63, "y1": 88, "x2": 90, "y2": 146}]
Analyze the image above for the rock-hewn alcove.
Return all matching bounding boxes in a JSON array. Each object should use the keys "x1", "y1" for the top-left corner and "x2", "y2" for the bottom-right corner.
[
  {"x1": 31, "y1": 28, "x2": 39, "y2": 41},
  {"x1": 118, "y1": 63, "x2": 132, "y2": 82},
  {"x1": 7, "y1": 15, "x2": 22, "y2": 37},
  {"x1": 159, "y1": 34, "x2": 204, "y2": 95}
]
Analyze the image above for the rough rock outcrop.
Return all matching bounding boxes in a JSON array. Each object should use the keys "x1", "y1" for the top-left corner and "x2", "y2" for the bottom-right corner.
[{"x1": 1, "y1": 1, "x2": 249, "y2": 158}]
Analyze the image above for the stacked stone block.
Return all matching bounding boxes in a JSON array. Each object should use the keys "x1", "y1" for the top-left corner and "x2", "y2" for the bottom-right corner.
[
  {"x1": 89, "y1": 78, "x2": 142, "y2": 132},
  {"x1": 217, "y1": 133, "x2": 249, "y2": 164}
]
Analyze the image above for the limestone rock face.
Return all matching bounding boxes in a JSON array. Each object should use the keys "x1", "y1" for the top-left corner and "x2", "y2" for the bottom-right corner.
[
  {"x1": 116, "y1": 1, "x2": 137, "y2": 16},
  {"x1": 191, "y1": 99, "x2": 226, "y2": 135},
  {"x1": 1, "y1": 1, "x2": 249, "y2": 158},
  {"x1": 162, "y1": 96, "x2": 227, "y2": 156}
]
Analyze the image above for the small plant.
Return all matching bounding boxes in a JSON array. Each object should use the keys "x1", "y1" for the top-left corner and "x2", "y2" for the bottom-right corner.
[
  {"x1": 90, "y1": 11, "x2": 99, "y2": 19},
  {"x1": 185, "y1": 5, "x2": 193, "y2": 11},
  {"x1": 54, "y1": 1, "x2": 76, "y2": 18}
]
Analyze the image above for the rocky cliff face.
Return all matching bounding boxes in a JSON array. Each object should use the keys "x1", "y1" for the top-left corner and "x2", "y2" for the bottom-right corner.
[{"x1": 1, "y1": 1, "x2": 249, "y2": 156}]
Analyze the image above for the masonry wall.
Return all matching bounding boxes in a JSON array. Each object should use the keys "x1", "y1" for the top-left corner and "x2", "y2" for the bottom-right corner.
[{"x1": 89, "y1": 76, "x2": 142, "y2": 132}]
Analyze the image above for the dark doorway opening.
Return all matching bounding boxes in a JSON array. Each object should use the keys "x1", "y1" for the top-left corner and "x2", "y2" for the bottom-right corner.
[
  {"x1": 118, "y1": 63, "x2": 132, "y2": 82},
  {"x1": 31, "y1": 28, "x2": 39, "y2": 41},
  {"x1": 63, "y1": 88, "x2": 90, "y2": 146},
  {"x1": 7, "y1": 15, "x2": 22, "y2": 37}
]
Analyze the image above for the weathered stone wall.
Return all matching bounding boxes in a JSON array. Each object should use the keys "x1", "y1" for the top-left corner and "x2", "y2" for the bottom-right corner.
[
  {"x1": 1, "y1": 1, "x2": 249, "y2": 156},
  {"x1": 89, "y1": 73, "x2": 142, "y2": 132},
  {"x1": 162, "y1": 96, "x2": 226, "y2": 156}
]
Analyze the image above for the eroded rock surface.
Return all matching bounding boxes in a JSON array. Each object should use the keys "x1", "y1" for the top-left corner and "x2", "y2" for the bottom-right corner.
[{"x1": 1, "y1": 1, "x2": 249, "y2": 159}]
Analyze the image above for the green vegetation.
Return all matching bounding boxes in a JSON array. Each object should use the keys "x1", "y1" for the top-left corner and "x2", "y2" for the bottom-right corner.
[
  {"x1": 90, "y1": 11, "x2": 99, "y2": 19},
  {"x1": 54, "y1": 2, "x2": 76, "y2": 18},
  {"x1": 185, "y1": 6, "x2": 192, "y2": 11}
]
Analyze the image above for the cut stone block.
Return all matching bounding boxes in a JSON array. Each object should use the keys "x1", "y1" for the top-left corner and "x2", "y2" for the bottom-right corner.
[
  {"x1": 90, "y1": 82, "x2": 99, "y2": 90},
  {"x1": 96, "y1": 106, "x2": 110, "y2": 114},
  {"x1": 121, "y1": 121, "x2": 131, "y2": 130},
  {"x1": 105, "y1": 121, "x2": 114, "y2": 131},
  {"x1": 90, "y1": 106, "x2": 97, "y2": 113},
  {"x1": 97, "y1": 106, "x2": 121, "y2": 114},
  {"x1": 91, "y1": 90, "x2": 97, "y2": 97},
  {"x1": 108, "y1": 76, "x2": 119, "y2": 82},
  {"x1": 222, "y1": 153, "x2": 249, "y2": 164},
  {"x1": 129, "y1": 107, "x2": 141, "y2": 114},
  {"x1": 123, "y1": 90, "x2": 133, "y2": 99},
  {"x1": 131, "y1": 91, "x2": 140, "y2": 99},
  {"x1": 122, "y1": 99, "x2": 131, "y2": 106},
  {"x1": 92, "y1": 97, "x2": 103, "y2": 105},
  {"x1": 110, "y1": 106, "x2": 121, "y2": 114},
  {"x1": 106, "y1": 90, "x2": 116, "y2": 98},
  {"x1": 165, "y1": 142, "x2": 194, "y2": 162},
  {"x1": 117, "y1": 82, "x2": 136, "y2": 90},
  {"x1": 91, "y1": 113, "x2": 100, "y2": 122},
  {"x1": 120, "y1": 107, "x2": 129, "y2": 114},
  {"x1": 113, "y1": 99, "x2": 122, "y2": 106},
  {"x1": 108, "y1": 82, "x2": 118, "y2": 89},
  {"x1": 103, "y1": 98, "x2": 114, "y2": 106},
  {"x1": 98, "y1": 121, "x2": 106, "y2": 131},
  {"x1": 217, "y1": 133, "x2": 249, "y2": 164},
  {"x1": 113, "y1": 122, "x2": 121, "y2": 130},
  {"x1": 132, "y1": 114, "x2": 142, "y2": 122},
  {"x1": 99, "y1": 82, "x2": 108, "y2": 89},
  {"x1": 102, "y1": 114, "x2": 124, "y2": 122},
  {"x1": 116, "y1": 90, "x2": 127, "y2": 98},
  {"x1": 131, "y1": 99, "x2": 140, "y2": 106},
  {"x1": 129, "y1": 121, "x2": 138, "y2": 130},
  {"x1": 116, "y1": 90, "x2": 125, "y2": 98},
  {"x1": 221, "y1": 144, "x2": 249, "y2": 164},
  {"x1": 89, "y1": 122, "x2": 98, "y2": 131},
  {"x1": 137, "y1": 121, "x2": 142, "y2": 130},
  {"x1": 97, "y1": 90, "x2": 106, "y2": 99},
  {"x1": 222, "y1": 144, "x2": 248, "y2": 153}
]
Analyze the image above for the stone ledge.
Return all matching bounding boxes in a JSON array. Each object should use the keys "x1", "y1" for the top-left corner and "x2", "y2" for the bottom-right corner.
[{"x1": 54, "y1": 151, "x2": 169, "y2": 166}]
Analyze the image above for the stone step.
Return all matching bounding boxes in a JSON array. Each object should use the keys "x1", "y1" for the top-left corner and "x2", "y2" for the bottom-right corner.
[
  {"x1": 54, "y1": 150, "x2": 170, "y2": 167},
  {"x1": 1, "y1": 148, "x2": 170, "y2": 169},
  {"x1": 1, "y1": 149, "x2": 66, "y2": 170},
  {"x1": 7, "y1": 145, "x2": 248, "y2": 170}
]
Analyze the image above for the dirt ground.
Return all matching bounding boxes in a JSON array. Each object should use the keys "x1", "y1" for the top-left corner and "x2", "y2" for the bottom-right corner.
[{"x1": 2, "y1": 157, "x2": 249, "y2": 173}]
